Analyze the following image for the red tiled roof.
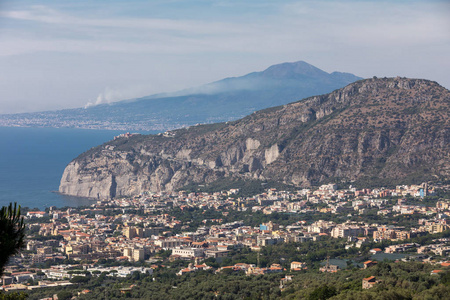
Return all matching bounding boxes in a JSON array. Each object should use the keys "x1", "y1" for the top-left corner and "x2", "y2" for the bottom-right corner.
[{"x1": 363, "y1": 276, "x2": 376, "y2": 281}]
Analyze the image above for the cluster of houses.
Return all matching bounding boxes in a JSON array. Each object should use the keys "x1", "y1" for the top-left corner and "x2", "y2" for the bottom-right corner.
[{"x1": 3, "y1": 182, "x2": 449, "y2": 292}]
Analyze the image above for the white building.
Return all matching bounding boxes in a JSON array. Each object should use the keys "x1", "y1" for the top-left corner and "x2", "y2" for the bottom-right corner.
[{"x1": 172, "y1": 247, "x2": 204, "y2": 258}]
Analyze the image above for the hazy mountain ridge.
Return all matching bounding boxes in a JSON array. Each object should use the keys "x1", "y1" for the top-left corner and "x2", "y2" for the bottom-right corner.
[
  {"x1": 59, "y1": 77, "x2": 450, "y2": 199},
  {"x1": 0, "y1": 61, "x2": 361, "y2": 131}
]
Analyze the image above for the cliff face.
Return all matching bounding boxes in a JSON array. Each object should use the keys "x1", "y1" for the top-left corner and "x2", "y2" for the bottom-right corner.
[{"x1": 59, "y1": 77, "x2": 450, "y2": 199}]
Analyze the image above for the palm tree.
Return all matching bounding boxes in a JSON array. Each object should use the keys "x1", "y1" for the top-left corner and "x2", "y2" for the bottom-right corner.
[{"x1": 0, "y1": 203, "x2": 26, "y2": 277}]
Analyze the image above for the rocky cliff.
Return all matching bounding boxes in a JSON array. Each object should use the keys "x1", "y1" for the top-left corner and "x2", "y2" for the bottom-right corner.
[{"x1": 59, "y1": 77, "x2": 450, "y2": 199}]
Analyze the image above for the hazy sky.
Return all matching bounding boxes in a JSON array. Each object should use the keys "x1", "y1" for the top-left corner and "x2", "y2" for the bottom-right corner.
[{"x1": 0, "y1": 0, "x2": 449, "y2": 114}]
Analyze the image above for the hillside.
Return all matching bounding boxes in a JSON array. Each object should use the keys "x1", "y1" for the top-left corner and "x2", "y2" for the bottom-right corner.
[
  {"x1": 0, "y1": 61, "x2": 361, "y2": 131},
  {"x1": 59, "y1": 77, "x2": 450, "y2": 199}
]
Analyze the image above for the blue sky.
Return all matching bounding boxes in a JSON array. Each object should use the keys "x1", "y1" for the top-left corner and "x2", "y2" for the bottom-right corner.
[{"x1": 0, "y1": 0, "x2": 449, "y2": 113}]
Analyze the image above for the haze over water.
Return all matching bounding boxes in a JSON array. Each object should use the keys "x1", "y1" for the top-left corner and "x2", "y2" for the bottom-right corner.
[{"x1": 0, "y1": 127, "x2": 157, "y2": 210}]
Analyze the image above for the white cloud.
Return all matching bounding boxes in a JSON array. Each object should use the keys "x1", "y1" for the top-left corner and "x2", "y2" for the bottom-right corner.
[
  {"x1": 0, "y1": 0, "x2": 449, "y2": 113},
  {"x1": 1, "y1": 2, "x2": 448, "y2": 58},
  {"x1": 0, "y1": 5, "x2": 247, "y2": 34},
  {"x1": 0, "y1": 5, "x2": 261, "y2": 57}
]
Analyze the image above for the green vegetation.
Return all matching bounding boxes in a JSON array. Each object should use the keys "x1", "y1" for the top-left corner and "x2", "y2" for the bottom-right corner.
[
  {"x1": 0, "y1": 292, "x2": 28, "y2": 300},
  {"x1": 20, "y1": 257, "x2": 450, "y2": 300},
  {"x1": 0, "y1": 203, "x2": 25, "y2": 277},
  {"x1": 57, "y1": 290, "x2": 73, "y2": 300},
  {"x1": 12, "y1": 227, "x2": 450, "y2": 300}
]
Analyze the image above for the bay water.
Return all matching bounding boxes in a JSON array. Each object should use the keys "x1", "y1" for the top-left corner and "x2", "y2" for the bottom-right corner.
[{"x1": 0, "y1": 127, "x2": 156, "y2": 210}]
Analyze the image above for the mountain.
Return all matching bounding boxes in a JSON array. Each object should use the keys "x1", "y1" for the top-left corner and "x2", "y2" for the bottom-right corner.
[
  {"x1": 59, "y1": 77, "x2": 450, "y2": 199},
  {"x1": 0, "y1": 61, "x2": 361, "y2": 131}
]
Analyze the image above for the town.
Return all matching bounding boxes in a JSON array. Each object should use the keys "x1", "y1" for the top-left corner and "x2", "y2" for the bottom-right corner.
[{"x1": 2, "y1": 182, "x2": 450, "y2": 299}]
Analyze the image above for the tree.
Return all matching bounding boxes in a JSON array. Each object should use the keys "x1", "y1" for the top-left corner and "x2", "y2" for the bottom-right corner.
[
  {"x1": 0, "y1": 203, "x2": 25, "y2": 277},
  {"x1": 308, "y1": 285, "x2": 337, "y2": 300},
  {"x1": 70, "y1": 276, "x2": 90, "y2": 284},
  {"x1": 0, "y1": 292, "x2": 28, "y2": 300},
  {"x1": 57, "y1": 291, "x2": 72, "y2": 300}
]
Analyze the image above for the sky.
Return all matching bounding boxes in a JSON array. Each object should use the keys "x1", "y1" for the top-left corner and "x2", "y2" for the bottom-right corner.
[{"x1": 0, "y1": 0, "x2": 449, "y2": 114}]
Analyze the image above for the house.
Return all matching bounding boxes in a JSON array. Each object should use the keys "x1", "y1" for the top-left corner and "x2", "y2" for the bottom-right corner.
[
  {"x1": 430, "y1": 270, "x2": 443, "y2": 276},
  {"x1": 245, "y1": 264, "x2": 283, "y2": 275},
  {"x1": 78, "y1": 289, "x2": 91, "y2": 295},
  {"x1": 205, "y1": 249, "x2": 229, "y2": 258},
  {"x1": 193, "y1": 264, "x2": 211, "y2": 271},
  {"x1": 171, "y1": 247, "x2": 204, "y2": 259},
  {"x1": 290, "y1": 261, "x2": 307, "y2": 271},
  {"x1": 26, "y1": 211, "x2": 47, "y2": 218},
  {"x1": 280, "y1": 275, "x2": 293, "y2": 289},
  {"x1": 319, "y1": 264, "x2": 339, "y2": 273},
  {"x1": 362, "y1": 276, "x2": 377, "y2": 289},
  {"x1": 268, "y1": 264, "x2": 283, "y2": 273},
  {"x1": 177, "y1": 268, "x2": 194, "y2": 276},
  {"x1": 319, "y1": 257, "x2": 339, "y2": 273},
  {"x1": 232, "y1": 263, "x2": 254, "y2": 272},
  {"x1": 363, "y1": 261, "x2": 378, "y2": 269}
]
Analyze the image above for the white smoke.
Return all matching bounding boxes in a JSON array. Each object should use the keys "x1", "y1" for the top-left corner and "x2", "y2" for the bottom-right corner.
[
  {"x1": 84, "y1": 87, "x2": 117, "y2": 108},
  {"x1": 84, "y1": 86, "x2": 152, "y2": 109},
  {"x1": 83, "y1": 78, "x2": 262, "y2": 109}
]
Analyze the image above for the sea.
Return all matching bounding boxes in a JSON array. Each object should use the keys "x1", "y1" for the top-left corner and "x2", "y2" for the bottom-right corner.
[{"x1": 0, "y1": 126, "x2": 157, "y2": 210}]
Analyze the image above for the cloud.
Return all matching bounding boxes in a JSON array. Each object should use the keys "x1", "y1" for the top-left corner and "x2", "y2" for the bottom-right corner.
[
  {"x1": 0, "y1": 5, "x2": 259, "y2": 57},
  {"x1": 0, "y1": 1, "x2": 449, "y2": 113},
  {"x1": 1, "y1": 2, "x2": 447, "y2": 58},
  {"x1": 281, "y1": 1, "x2": 450, "y2": 45},
  {"x1": 0, "y1": 5, "x2": 246, "y2": 34},
  {"x1": 1, "y1": 2, "x2": 448, "y2": 59},
  {"x1": 1, "y1": 5, "x2": 67, "y2": 24}
]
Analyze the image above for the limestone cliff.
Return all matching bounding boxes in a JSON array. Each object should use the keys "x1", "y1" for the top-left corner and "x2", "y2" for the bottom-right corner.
[{"x1": 59, "y1": 77, "x2": 450, "y2": 199}]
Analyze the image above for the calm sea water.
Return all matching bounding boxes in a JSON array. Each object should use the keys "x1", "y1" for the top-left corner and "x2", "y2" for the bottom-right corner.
[{"x1": 0, "y1": 127, "x2": 157, "y2": 210}]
